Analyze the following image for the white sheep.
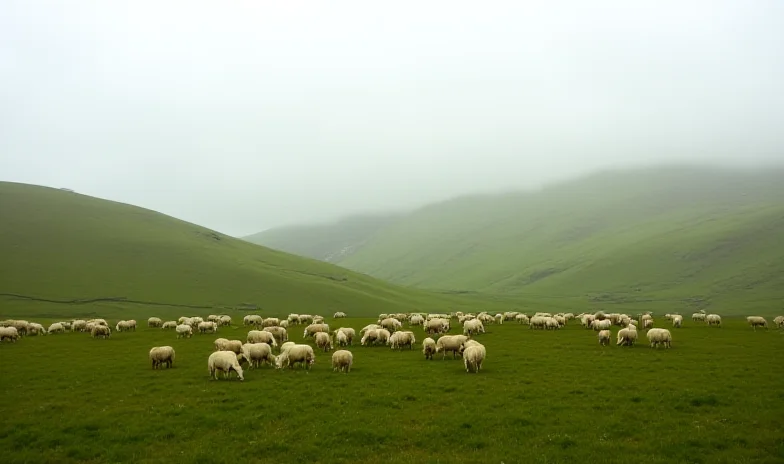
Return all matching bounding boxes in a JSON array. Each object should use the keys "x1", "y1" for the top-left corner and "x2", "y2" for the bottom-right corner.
[
  {"x1": 275, "y1": 344, "x2": 315, "y2": 370},
  {"x1": 746, "y1": 316, "x2": 768, "y2": 331},
  {"x1": 314, "y1": 332, "x2": 333, "y2": 352},
  {"x1": 333, "y1": 311, "x2": 347, "y2": 318},
  {"x1": 463, "y1": 343, "x2": 486, "y2": 373},
  {"x1": 262, "y1": 326, "x2": 288, "y2": 343},
  {"x1": 244, "y1": 315, "x2": 263, "y2": 327},
  {"x1": 597, "y1": 329, "x2": 611, "y2": 346},
  {"x1": 646, "y1": 328, "x2": 672, "y2": 348},
  {"x1": 361, "y1": 328, "x2": 391, "y2": 346},
  {"x1": 0, "y1": 326, "x2": 19, "y2": 342},
  {"x1": 462, "y1": 319, "x2": 485, "y2": 336},
  {"x1": 331, "y1": 350, "x2": 353, "y2": 373},
  {"x1": 239, "y1": 343, "x2": 276, "y2": 369},
  {"x1": 706, "y1": 314, "x2": 722, "y2": 326},
  {"x1": 422, "y1": 337, "x2": 437, "y2": 360},
  {"x1": 336, "y1": 330, "x2": 349, "y2": 347},
  {"x1": 147, "y1": 317, "x2": 163, "y2": 328},
  {"x1": 198, "y1": 321, "x2": 218, "y2": 334},
  {"x1": 380, "y1": 317, "x2": 402, "y2": 333},
  {"x1": 774, "y1": 316, "x2": 784, "y2": 329},
  {"x1": 692, "y1": 312, "x2": 706, "y2": 322},
  {"x1": 435, "y1": 335, "x2": 469, "y2": 359},
  {"x1": 48, "y1": 322, "x2": 66, "y2": 334},
  {"x1": 215, "y1": 338, "x2": 243, "y2": 354},
  {"x1": 176, "y1": 324, "x2": 193, "y2": 338},
  {"x1": 409, "y1": 315, "x2": 425, "y2": 326},
  {"x1": 149, "y1": 346, "x2": 175, "y2": 369},
  {"x1": 388, "y1": 331, "x2": 416, "y2": 350},
  {"x1": 616, "y1": 324, "x2": 638, "y2": 346},
  {"x1": 91, "y1": 325, "x2": 111, "y2": 339},
  {"x1": 162, "y1": 321, "x2": 177, "y2": 329},
  {"x1": 672, "y1": 315, "x2": 683, "y2": 328},
  {"x1": 303, "y1": 323, "x2": 330, "y2": 338},
  {"x1": 247, "y1": 330, "x2": 277, "y2": 347},
  {"x1": 27, "y1": 323, "x2": 46, "y2": 336},
  {"x1": 219, "y1": 315, "x2": 232, "y2": 327},
  {"x1": 335, "y1": 327, "x2": 356, "y2": 345},
  {"x1": 208, "y1": 351, "x2": 244, "y2": 380}
]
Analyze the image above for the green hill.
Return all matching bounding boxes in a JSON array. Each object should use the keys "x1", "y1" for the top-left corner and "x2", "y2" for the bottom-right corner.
[
  {"x1": 0, "y1": 182, "x2": 508, "y2": 318},
  {"x1": 249, "y1": 166, "x2": 784, "y2": 314}
]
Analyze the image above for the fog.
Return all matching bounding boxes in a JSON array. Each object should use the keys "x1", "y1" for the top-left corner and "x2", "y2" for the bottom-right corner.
[{"x1": 2, "y1": 1, "x2": 783, "y2": 236}]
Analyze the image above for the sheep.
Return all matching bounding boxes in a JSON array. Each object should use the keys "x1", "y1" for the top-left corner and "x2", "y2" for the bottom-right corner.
[
  {"x1": 388, "y1": 331, "x2": 416, "y2": 350},
  {"x1": 303, "y1": 323, "x2": 330, "y2": 338},
  {"x1": 279, "y1": 341, "x2": 295, "y2": 354},
  {"x1": 336, "y1": 330, "x2": 349, "y2": 347},
  {"x1": 0, "y1": 327, "x2": 19, "y2": 342},
  {"x1": 91, "y1": 325, "x2": 111, "y2": 339},
  {"x1": 409, "y1": 315, "x2": 425, "y2": 326},
  {"x1": 436, "y1": 335, "x2": 470, "y2": 359},
  {"x1": 262, "y1": 326, "x2": 288, "y2": 343},
  {"x1": 597, "y1": 329, "x2": 611, "y2": 346},
  {"x1": 706, "y1": 314, "x2": 722, "y2": 327},
  {"x1": 116, "y1": 320, "x2": 134, "y2": 332},
  {"x1": 148, "y1": 317, "x2": 163, "y2": 328},
  {"x1": 360, "y1": 324, "x2": 382, "y2": 334},
  {"x1": 692, "y1": 312, "x2": 706, "y2": 322},
  {"x1": 422, "y1": 337, "x2": 437, "y2": 360},
  {"x1": 275, "y1": 344, "x2": 315, "y2": 370},
  {"x1": 642, "y1": 318, "x2": 654, "y2": 330},
  {"x1": 72, "y1": 320, "x2": 88, "y2": 332},
  {"x1": 314, "y1": 332, "x2": 333, "y2": 352},
  {"x1": 380, "y1": 317, "x2": 402, "y2": 333},
  {"x1": 175, "y1": 324, "x2": 192, "y2": 339},
  {"x1": 529, "y1": 316, "x2": 547, "y2": 330},
  {"x1": 149, "y1": 346, "x2": 175, "y2": 369},
  {"x1": 219, "y1": 315, "x2": 232, "y2": 327},
  {"x1": 313, "y1": 316, "x2": 325, "y2": 324},
  {"x1": 262, "y1": 317, "x2": 280, "y2": 328},
  {"x1": 646, "y1": 328, "x2": 672, "y2": 349},
  {"x1": 287, "y1": 314, "x2": 300, "y2": 325},
  {"x1": 774, "y1": 316, "x2": 784, "y2": 329},
  {"x1": 331, "y1": 350, "x2": 353, "y2": 373},
  {"x1": 239, "y1": 343, "x2": 276, "y2": 369},
  {"x1": 208, "y1": 351, "x2": 244, "y2": 380},
  {"x1": 335, "y1": 327, "x2": 355, "y2": 345},
  {"x1": 462, "y1": 319, "x2": 485, "y2": 336},
  {"x1": 28, "y1": 323, "x2": 46, "y2": 336},
  {"x1": 672, "y1": 315, "x2": 683, "y2": 328},
  {"x1": 590, "y1": 319, "x2": 612, "y2": 331},
  {"x1": 162, "y1": 321, "x2": 177, "y2": 329},
  {"x1": 515, "y1": 314, "x2": 529, "y2": 325},
  {"x1": 247, "y1": 330, "x2": 277, "y2": 347},
  {"x1": 746, "y1": 316, "x2": 768, "y2": 331},
  {"x1": 215, "y1": 338, "x2": 243, "y2": 354},
  {"x1": 361, "y1": 328, "x2": 391, "y2": 346},
  {"x1": 333, "y1": 311, "x2": 347, "y2": 318},
  {"x1": 244, "y1": 315, "x2": 263, "y2": 327},
  {"x1": 616, "y1": 324, "x2": 638, "y2": 346},
  {"x1": 463, "y1": 343, "x2": 486, "y2": 373},
  {"x1": 48, "y1": 322, "x2": 66, "y2": 334},
  {"x1": 280, "y1": 320, "x2": 289, "y2": 329},
  {"x1": 424, "y1": 318, "x2": 449, "y2": 335}
]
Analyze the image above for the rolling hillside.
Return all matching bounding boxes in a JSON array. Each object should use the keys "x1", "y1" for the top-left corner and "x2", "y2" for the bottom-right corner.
[
  {"x1": 248, "y1": 166, "x2": 784, "y2": 314},
  {"x1": 0, "y1": 182, "x2": 508, "y2": 319}
]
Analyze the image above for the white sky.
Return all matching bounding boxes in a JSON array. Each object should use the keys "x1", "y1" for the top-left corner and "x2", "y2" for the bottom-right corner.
[{"x1": 2, "y1": 0, "x2": 783, "y2": 235}]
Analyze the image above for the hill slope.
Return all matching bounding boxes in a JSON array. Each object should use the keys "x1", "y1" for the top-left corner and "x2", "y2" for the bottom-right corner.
[
  {"x1": 250, "y1": 166, "x2": 784, "y2": 313},
  {"x1": 0, "y1": 182, "x2": 506, "y2": 318}
]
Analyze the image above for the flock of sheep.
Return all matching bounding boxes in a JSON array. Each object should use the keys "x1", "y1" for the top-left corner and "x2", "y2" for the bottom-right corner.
[{"x1": 1, "y1": 311, "x2": 781, "y2": 380}]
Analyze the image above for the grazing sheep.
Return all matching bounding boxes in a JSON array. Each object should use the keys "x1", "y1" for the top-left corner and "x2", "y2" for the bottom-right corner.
[
  {"x1": 379, "y1": 317, "x2": 402, "y2": 333},
  {"x1": 28, "y1": 323, "x2": 46, "y2": 336},
  {"x1": 275, "y1": 344, "x2": 315, "y2": 370},
  {"x1": 208, "y1": 351, "x2": 244, "y2": 380},
  {"x1": 149, "y1": 346, "x2": 175, "y2": 369},
  {"x1": 91, "y1": 325, "x2": 111, "y2": 339},
  {"x1": 176, "y1": 324, "x2": 193, "y2": 339},
  {"x1": 262, "y1": 326, "x2": 288, "y2": 343},
  {"x1": 331, "y1": 350, "x2": 353, "y2": 373},
  {"x1": 672, "y1": 315, "x2": 683, "y2": 329},
  {"x1": 48, "y1": 322, "x2": 66, "y2": 334},
  {"x1": 692, "y1": 312, "x2": 706, "y2": 322},
  {"x1": 162, "y1": 321, "x2": 177, "y2": 329},
  {"x1": 642, "y1": 318, "x2": 654, "y2": 330},
  {"x1": 360, "y1": 328, "x2": 391, "y2": 346},
  {"x1": 148, "y1": 317, "x2": 163, "y2": 328},
  {"x1": 315, "y1": 332, "x2": 333, "y2": 352},
  {"x1": 746, "y1": 316, "x2": 768, "y2": 331},
  {"x1": 424, "y1": 318, "x2": 449, "y2": 335},
  {"x1": 219, "y1": 315, "x2": 232, "y2": 327},
  {"x1": 706, "y1": 314, "x2": 722, "y2": 327},
  {"x1": 422, "y1": 337, "x2": 437, "y2": 360},
  {"x1": 244, "y1": 315, "x2": 263, "y2": 327},
  {"x1": 71, "y1": 320, "x2": 87, "y2": 332},
  {"x1": 646, "y1": 328, "x2": 672, "y2": 349},
  {"x1": 360, "y1": 324, "x2": 382, "y2": 334},
  {"x1": 336, "y1": 330, "x2": 349, "y2": 347},
  {"x1": 436, "y1": 335, "x2": 470, "y2": 359},
  {"x1": 409, "y1": 315, "x2": 425, "y2": 326},
  {"x1": 239, "y1": 343, "x2": 276, "y2": 369},
  {"x1": 597, "y1": 329, "x2": 611, "y2": 346},
  {"x1": 333, "y1": 311, "x2": 347, "y2": 319},
  {"x1": 303, "y1": 323, "x2": 330, "y2": 338},
  {"x1": 262, "y1": 317, "x2": 280, "y2": 328},
  {"x1": 335, "y1": 327, "x2": 356, "y2": 345},
  {"x1": 616, "y1": 324, "x2": 638, "y2": 346},
  {"x1": 463, "y1": 319, "x2": 485, "y2": 336},
  {"x1": 0, "y1": 327, "x2": 19, "y2": 342},
  {"x1": 116, "y1": 320, "x2": 135, "y2": 332},
  {"x1": 247, "y1": 330, "x2": 277, "y2": 347},
  {"x1": 215, "y1": 338, "x2": 243, "y2": 354},
  {"x1": 463, "y1": 343, "x2": 486, "y2": 373},
  {"x1": 198, "y1": 321, "x2": 218, "y2": 334},
  {"x1": 774, "y1": 316, "x2": 784, "y2": 329},
  {"x1": 388, "y1": 331, "x2": 416, "y2": 350}
]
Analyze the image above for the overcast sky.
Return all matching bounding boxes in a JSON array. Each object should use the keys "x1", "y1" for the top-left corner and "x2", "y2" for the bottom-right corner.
[{"x1": 2, "y1": 1, "x2": 783, "y2": 236}]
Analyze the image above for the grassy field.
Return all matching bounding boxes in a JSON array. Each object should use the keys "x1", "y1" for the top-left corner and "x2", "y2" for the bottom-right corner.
[
  {"x1": 0, "y1": 181, "x2": 511, "y2": 317},
  {"x1": 248, "y1": 166, "x2": 784, "y2": 314},
  {"x1": 1, "y1": 311, "x2": 783, "y2": 464}
]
